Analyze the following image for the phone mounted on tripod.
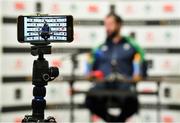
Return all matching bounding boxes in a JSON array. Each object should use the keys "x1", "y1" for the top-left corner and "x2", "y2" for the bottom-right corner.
[{"x1": 17, "y1": 14, "x2": 74, "y2": 123}]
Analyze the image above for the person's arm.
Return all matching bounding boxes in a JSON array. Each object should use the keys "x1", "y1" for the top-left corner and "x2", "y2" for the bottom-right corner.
[
  {"x1": 86, "y1": 47, "x2": 101, "y2": 73},
  {"x1": 124, "y1": 36, "x2": 145, "y2": 81},
  {"x1": 86, "y1": 47, "x2": 105, "y2": 81},
  {"x1": 132, "y1": 53, "x2": 143, "y2": 81}
]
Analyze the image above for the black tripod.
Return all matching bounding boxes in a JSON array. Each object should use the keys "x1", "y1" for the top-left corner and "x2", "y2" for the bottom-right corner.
[{"x1": 22, "y1": 45, "x2": 59, "y2": 123}]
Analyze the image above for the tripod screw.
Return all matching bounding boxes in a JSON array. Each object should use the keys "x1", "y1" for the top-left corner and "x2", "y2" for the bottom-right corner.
[{"x1": 43, "y1": 74, "x2": 50, "y2": 81}]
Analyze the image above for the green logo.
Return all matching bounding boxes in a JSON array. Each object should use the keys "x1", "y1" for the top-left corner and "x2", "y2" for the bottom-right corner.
[
  {"x1": 144, "y1": 4, "x2": 151, "y2": 13},
  {"x1": 165, "y1": 32, "x2": 172, "y2": 40},
  {"x1": 70, "y1": 4, "x2": 77, "y2": 12}
]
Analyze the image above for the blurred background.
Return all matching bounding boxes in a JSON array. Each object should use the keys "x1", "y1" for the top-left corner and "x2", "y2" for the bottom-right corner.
[{"x1": 0, "y1": 0, "x2": 180, "y2": 122}]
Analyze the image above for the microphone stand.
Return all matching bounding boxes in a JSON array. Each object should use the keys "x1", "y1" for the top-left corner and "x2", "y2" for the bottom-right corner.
[{"x1": 69, "y1": 53, "x2": 78, "y2": 123}]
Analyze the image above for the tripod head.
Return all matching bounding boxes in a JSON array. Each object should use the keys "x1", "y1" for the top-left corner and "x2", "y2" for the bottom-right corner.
[
  {"x1": 31, "y1": 44, "x2": 59, "y2": 83},
  {"x1": 31, "y1": 44, "x2": 51, "y2": 56}
]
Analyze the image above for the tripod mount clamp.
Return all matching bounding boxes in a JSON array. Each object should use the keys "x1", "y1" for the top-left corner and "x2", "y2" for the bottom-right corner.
[{"x1": 31, "y1": 43, "x2": 51, "y2": 56}]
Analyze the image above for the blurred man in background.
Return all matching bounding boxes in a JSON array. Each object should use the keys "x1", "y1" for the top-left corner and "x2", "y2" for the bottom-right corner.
[{"x1": 85, "y1": 13, "x2": 145, "y2": 122}]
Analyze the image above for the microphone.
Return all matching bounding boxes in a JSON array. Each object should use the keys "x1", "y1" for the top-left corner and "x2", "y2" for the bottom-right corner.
[{"x1": 89, "y1": 70, "x2": 104, "y2": 81}]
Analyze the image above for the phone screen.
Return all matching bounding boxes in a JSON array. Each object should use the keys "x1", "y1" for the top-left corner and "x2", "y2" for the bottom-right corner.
[{"x1": 18, "y1": 15, "x2": 73, "y2": 43}]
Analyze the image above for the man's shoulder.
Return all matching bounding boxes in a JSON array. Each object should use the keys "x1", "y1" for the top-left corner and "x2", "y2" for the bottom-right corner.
[
  {"x1": 123, "y1": 36, "x2": 137, "y2": 47},
  {"x1": 123, "y1": 36, "x2": 145, "y2": 60}
]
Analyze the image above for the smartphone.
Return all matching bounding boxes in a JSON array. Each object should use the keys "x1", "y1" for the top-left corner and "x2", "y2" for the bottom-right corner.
[{"x1": 17, "y1": 15, "x2": 74, "y2": 43}]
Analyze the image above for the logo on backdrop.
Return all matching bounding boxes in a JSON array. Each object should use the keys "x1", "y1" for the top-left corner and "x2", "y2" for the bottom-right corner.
[
  {"x1": 51, "y1": 3, "x2": 60, "y2": 13},
  {"x1": 163, "y1": 3, "x2": 174, "y2": 13},
  {"x1": 15, "y1": 2, "x2": 25, "y2": 10},
  {"x1": 88, "y1": 4, "x2": 99, "y2": 13}
]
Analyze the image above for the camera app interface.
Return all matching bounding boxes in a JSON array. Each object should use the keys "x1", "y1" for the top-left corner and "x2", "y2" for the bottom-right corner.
[{"x1": 24, "y1": 16, "x2": 67, "y2": 41}]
